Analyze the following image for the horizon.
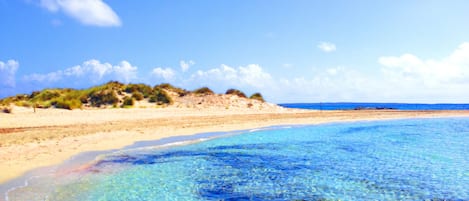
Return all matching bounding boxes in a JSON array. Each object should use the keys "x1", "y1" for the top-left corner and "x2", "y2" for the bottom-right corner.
[{"x1": 1, "y1": 1, "x2": 469, "y2": 103}]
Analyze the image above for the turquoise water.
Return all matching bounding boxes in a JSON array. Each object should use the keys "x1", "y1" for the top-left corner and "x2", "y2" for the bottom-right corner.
[{"x1": 6, "y1": 118, "x2": 469, "y2": 200}]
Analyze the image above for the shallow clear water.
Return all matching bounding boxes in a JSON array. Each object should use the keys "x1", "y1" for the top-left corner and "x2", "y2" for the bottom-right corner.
[{"x1": 6, "y1": 118, "x2": 469, "y2": 201}]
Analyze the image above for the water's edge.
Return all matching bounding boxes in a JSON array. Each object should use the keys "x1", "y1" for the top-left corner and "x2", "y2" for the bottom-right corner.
[
  {"x1": 2, "y1": 116, "x2": 466, "y2": 200},
  {"x1": 1, "y1": 125, "x2": 295, "y2": 201}
]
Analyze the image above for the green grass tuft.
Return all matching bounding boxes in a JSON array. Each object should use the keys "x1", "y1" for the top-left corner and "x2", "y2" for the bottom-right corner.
[
  {"x1": 149, "y1": 87, "x2": 172, "y2": 105},
  {"x1": 132, "y1": 91, "x2": 144, "y2": 101},
  {"x1": 249, "y1": 93, "x2": 265, "y2": 102},
  {"x1": 157, "y1": 83, "x2": 189, "y2": 97},
  {"x1": 0, "y1": 81, "x2": 267, "y2": 110},
  {"x1": 225, "y1": 89, "x2": 247, "y2": 98},
  {"x1": 193, "y1": 87, "x2": 214, "y2": 95},
  {"x1": 122, "y1": 96, "x2": 134, "y2": 107},
  {"x1": 125, "y1": 83, "x2": 153, "y2": 98}
]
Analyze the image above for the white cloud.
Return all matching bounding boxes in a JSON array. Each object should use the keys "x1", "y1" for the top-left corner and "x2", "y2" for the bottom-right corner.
[
  {"x1": 152, "y1": 67, "x2": 175, "y2": 81},
  {"x1": 0, "y1": 60, "x2": 19, "y2": 88},
  {"x1": 318, "y1": 42, "x2": 336, "y2": 53},
  {"x1": 39, "y1": 0, "x2": 121, "y2": 27},
  {"x1": 190, "y1": 64, "x2": 273, "y2": 89},
  {"x1": 282, "y1": 63, "x2": 293, "y2": 68},
  {"x1": 274, "y1": 67, "x2": 376, "y2": 103},
  {"x1": 379, "y1": 42, "x2": 469, "y2": 86},
  {"x1": 23, "y1": 59, "x2": 137, "y2": 84},
  {"x1": 374, "y1": 42, "x2": 469, "y2": 102},
  {"x1": 180, "y1": 60, "x2": 195, "y2": 72}
]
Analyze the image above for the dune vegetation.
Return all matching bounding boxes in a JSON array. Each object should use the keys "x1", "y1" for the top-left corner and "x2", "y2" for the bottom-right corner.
[
  {"x1": 249, "y1": 92, "x2": 265, "y2": 102},
  {"x1": 225, "y1": 89, "x2": 247, "y2": 98},
  {"x1": 0, "y1": 81, "x2": 266, "y2": 111}
]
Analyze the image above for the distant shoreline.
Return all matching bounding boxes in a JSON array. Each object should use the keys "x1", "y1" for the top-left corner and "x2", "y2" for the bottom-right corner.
[
  {"x1": 1, "y1": 107, "x2": 468, "y2": 187},
  {"x1": 280, "y1": 102, "x2": 469, "y2": 111}
]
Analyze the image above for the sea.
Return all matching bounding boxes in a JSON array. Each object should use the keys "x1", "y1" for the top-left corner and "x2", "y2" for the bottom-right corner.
[
  {"x1": 4, "y1": 118, "x2": 469, "y2": 201},
  {"x1": 279, "y1": 102, "x2": 469, "y2": 110}
]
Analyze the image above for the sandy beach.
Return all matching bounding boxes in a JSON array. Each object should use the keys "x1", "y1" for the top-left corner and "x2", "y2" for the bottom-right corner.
[{"x1": 1, "y1": 107, "x2": 468, "y2": 184}]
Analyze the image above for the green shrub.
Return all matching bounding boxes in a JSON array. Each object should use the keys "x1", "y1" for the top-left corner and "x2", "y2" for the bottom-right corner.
[
  {"x1": 249, "y1": 93, "x2": 265, "y2": 102},
  {"x1": 14, "y1": 101, "x2": 32, "y2": 107},
  {"x1": 79, "y1": 94, "x2": 89, "y2": 103},
  {"x1": 225, "y1": 89, "x2": 247, "y2": 98},
  {"x1": 122, "y1": 96, "x2": 134, "y2": 106},
  {"x1": 125, "y1": 83, "x2": 153, "y2": 98},
  {"x1": 149, "y1": 88, "x2": 172, "y2": 105},
  {"x1": 104, "y1": 81, "x2": 125, "y2": 89},
  {"x1": 193, "y1": 87, "x2": 214, "y2": 95},
  {"x1": 54, "y1": 98, "x2": 82, "y2": 110},
  {"x1": 31, "y1": 90, "x2": 61, "y2": 102},
  {"x1": 132, "y1": 91, "x2": 144, "y2": 101},
  {"x1": 35, "y1": 102, "x2": 52, "y2": 109},
  {"x1": 157, "y1": 83, "x2": 188, "y2": 97},
  {"x1": 88, "y1": 89, "x2": 119, "y2": 107},
  {"x1": 148, "y1": 95, "x2": 157, "y2": 103},
  {"x1": 29, "y1": 91, "x2": 41, "y2": 99}
]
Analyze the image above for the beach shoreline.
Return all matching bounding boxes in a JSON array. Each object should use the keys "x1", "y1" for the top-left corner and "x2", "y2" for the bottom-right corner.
[{"x1": 1, "y1": 107, "x2": 468, "y2": 186}]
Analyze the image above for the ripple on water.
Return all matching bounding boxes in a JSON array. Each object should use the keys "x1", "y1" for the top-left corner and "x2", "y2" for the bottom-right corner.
[{"x1": 6, "y1": 118, "x2": 469, "y2": 201}]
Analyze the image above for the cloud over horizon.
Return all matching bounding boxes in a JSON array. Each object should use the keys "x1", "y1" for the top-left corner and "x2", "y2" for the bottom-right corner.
[
  {"x1": 379, "y1": 42, "x2": 469, "y2": 85},
  {"x1": 189, "y1": 64, "x2": 273, "y2": 91},
  {"x1": 151, "y1": 67, "x2": 176, "y2": 81},
  {"x1": 0, "y1": 60, "x2": 19, "y2": 88},
  {"x1": 180, "y1": 60, "x2": 195, "y2": 72},
  {"x1": 23, "y1": 59, "x2": 137, "y2": 85},
  {"x1": 39, "y1": 0, "x2": 121, "y2": 27},
  {"x1": 3, "y1": 42, "x2": 469, "y2": 103},
  {"x1": 317, "y1": 42, "x2": 336, "y2": 53}
]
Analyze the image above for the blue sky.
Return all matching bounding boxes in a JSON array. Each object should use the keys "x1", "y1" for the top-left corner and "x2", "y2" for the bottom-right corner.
[{"x1": 1, "y1": 0, "x2": 469, "y2": 103}]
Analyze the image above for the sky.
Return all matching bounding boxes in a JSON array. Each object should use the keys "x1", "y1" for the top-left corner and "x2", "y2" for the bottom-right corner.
[{"x1": 1, "y1": 0, "x2": 469, "y2": 103}]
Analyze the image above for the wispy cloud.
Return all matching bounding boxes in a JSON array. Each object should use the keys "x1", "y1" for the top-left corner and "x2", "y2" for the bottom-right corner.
[
  {"x1": 282, "y1": 63, "x2": 293, "y2": 68},
  {"x1": 379, "y1": 42, "x2": 469, "y2": 85},
  {"x1": 180, "y1": 60, "x2": 195, "y2": 72},
  {"x1": 7, "y1": 43, "x2": 469, "y2": 102},
  {"x1": 152, "y1": 67, "x2": 176, "y2": 81},
  {"x1": 317, "y1": 42, "x2": 336, "y2": 53},
  {"x1": 189, "y1": 64, "x2": 273, "y2": 90},
  {"x1": 39, "y1": 0, "x2": 121, "y2": 27},
  {"x1": 0, "y1": 59, "x2": 19, "y2": 88},
  {"x1": 23, "y1": 59, "x2": 137, "y2": 84}
]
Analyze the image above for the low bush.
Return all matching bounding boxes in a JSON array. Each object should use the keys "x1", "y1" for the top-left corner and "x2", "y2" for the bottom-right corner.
[
  {"x1": 149, "y1": 88, "x2": 172, "y2": 105},
  {"x1": 193, "y1": 87, "x2": 214, "y2": 95},
  {"x1": 14, "y1": 101, "x2": 32, "y2": 107},
  {"x1": 132, "y1": 91, "x2": 144, "y2": 101},
  {"x1": 225, "y1": 89, "x2": 247, "y2": 98},
  {"x1": 54, "y1": 98, "x2": 82, "y2": 110},
  {"x1": 88, "y1": 89, "x2": 119, "y2": 107},
  {"x1": 125, "y1": 83, "x2": 153, "y2": 98},
  {"x1": 122, "y1": 96, "x2": 134, "y2": 107},
  {"x1": 157, "y1": 83, "x2": 188, "y2": 97},
  {"x1": 79, "y1": 94, "x2": 89, "y2": 104},
  {"x1": 31, "y1": 90, "x2": 61, "y2": 102},
  {"x1": 249, "y1": 93, "x2": 265, "y2": 102}
]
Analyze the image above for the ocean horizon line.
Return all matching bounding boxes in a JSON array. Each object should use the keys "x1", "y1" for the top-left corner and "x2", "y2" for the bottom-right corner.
[{"x1": 279, "y1": 102, "x2": 469, "y2": 111}]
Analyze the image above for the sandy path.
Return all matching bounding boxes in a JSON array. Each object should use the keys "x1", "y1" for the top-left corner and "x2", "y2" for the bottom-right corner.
[{"x1": 1, "y1": 107, "x2": 468, "y2": 184}]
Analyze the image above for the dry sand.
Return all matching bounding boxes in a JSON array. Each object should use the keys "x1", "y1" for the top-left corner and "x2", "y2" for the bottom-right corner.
[{"x1": 0, "y1": 106, "x2": 468, "y2": 184}]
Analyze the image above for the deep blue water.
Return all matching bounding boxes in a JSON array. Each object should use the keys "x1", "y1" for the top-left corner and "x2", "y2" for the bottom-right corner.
[
  {"x1": 279, "y1": 102, "x2": 469, "y2": 110},
  {"x1": 6, "y1": 118, "x2": 469, "y2": 201}
]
